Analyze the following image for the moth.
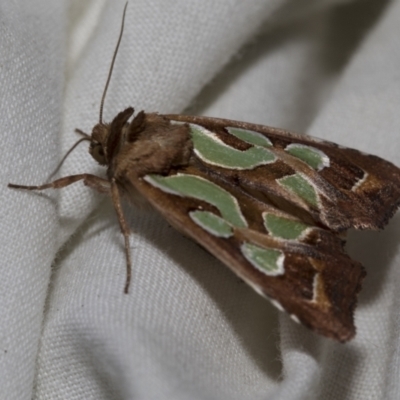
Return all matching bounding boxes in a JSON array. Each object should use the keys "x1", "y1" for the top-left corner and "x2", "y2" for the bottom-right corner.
[{"x1": 9, "y1": 3, "x2": 400, "y2": 342}]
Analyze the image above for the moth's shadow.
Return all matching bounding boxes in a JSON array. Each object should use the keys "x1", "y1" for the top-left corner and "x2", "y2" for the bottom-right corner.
[
  {"x1": 346, "y1": 212, "x2": 400, "y2": 306},
  {"x1": 187, "y1": 0, "x2": 390, "y2": 136}
]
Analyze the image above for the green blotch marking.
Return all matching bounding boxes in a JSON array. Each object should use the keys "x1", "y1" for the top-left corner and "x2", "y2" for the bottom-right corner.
[
  {"x1": 278, "y1": 174, "x2": 318, "y2": 207},
  {"x1": 263, "y1": 213, "x2": 308, "y2": 240},
  {"x1": 189, "y1": 210, "x2": 233, "y2": 238},
  {"x1": 144, "y1": 174, "x2": 248, "y2": 228},
  {"x1": 189, "y1": 124, "x2": 275, "y2": 169},
  {"x1": 285, "y1": 144, "x2": 330, "y2": 171},
  {"x1": 226, "y1": 127, "x2": 272, "y2": 147},
  {"x1": 241, "y1": 243, "x2": 284, "y2": 276}
]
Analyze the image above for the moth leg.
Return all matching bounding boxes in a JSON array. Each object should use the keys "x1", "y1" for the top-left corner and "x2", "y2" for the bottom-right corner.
[
  {"x1": 110, "y1": 177, "x2": 132, "y2": 294},
  {"x1": 82, "y1": 176, "x2": 110, "y2": 194},
  {"x1": 8, "y1": 174, "x2": 110, "y2": 194}
]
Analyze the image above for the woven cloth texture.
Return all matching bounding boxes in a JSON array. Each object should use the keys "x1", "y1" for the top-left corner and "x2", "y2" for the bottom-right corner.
[{"x1": 1, "y1": 0, "x2": 400, "y2": 399}]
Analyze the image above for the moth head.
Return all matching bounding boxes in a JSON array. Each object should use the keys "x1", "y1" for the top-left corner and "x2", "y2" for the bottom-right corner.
[{"x1": 89, "y1": 123, "x2": 110, "y2": 165}]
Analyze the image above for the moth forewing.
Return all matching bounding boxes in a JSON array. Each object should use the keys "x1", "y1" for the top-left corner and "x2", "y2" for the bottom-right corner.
[
  {"x1": 167, "y1": 114, "x2": 400, "y2": 231},
  {"x1": 8, "y1": 3, "x2": 400, "y2": 342}
]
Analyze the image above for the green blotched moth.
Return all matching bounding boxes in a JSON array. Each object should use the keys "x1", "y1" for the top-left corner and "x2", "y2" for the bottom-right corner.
[{"x1": 9, "y1": 3, "x2": 400, "y2": 342}]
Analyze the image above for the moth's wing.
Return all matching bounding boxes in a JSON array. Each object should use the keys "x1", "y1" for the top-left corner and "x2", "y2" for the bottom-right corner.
[
  {"x1": 167, "y1": 115, "x2": 400, "y2": 232},
  {"x1": 131, "y1": 168, "x2": 365, "y2": 342}
]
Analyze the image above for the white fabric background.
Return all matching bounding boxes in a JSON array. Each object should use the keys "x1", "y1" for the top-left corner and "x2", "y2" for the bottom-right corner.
[{"x1": 2, "y1": 0, "x2": 400, "y2": 398}]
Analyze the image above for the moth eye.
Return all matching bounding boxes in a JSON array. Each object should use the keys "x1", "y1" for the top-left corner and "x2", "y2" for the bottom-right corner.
[{"x1": 90, "y1": 142, "x2": 107, "y2": 165}]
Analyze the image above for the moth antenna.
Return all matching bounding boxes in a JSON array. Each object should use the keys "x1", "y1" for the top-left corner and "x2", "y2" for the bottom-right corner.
[
  {"x1": 75, "y1": 128, "x2": 91, "y2": 139},
  {"x1": 99, "y1": 2, "x2": 128, "y2": 124},
  {"x1": 46, "y1": 132, "x2": 91, "y2": 181}
]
